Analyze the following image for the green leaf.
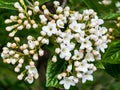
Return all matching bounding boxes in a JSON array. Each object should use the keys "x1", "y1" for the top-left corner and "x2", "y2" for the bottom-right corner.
[
  {"x1": 0, "y1": 0, "x2": 18, "y2": 10},
  {"x1": 94, "y1": 61, "x2": 105, "y2": 69},
  {"x1": 46, "y1": 59, "x2": 66, "y2": 88},
  {"x1": 104, "y1": 64, "x2": 120, "y2": 80},
  {"x1": 101, "y1": 40, "x2": 120, "y2": 64},
  {"x1": 104, "y1": 12, "x2": 120, "y2": 20}
]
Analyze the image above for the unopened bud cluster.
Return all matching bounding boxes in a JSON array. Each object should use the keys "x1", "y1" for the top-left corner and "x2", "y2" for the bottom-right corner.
[{"x1": 1, "y1": 0, "x2": 110, "y2": 89}]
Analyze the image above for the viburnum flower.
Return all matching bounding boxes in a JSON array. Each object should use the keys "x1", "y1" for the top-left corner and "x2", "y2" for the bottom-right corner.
[
  {"x1": 59, "y1": 76, "x2": 75, "y2": 89},
  {"x1": 42, "y1": 22, "x2": 57, "y2": 36}
]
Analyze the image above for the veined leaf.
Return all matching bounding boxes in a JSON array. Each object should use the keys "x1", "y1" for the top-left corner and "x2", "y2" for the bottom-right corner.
[
  {"x1": 46, "y1": 58, "x2": 66, "y2": 88},
  {"x1": 0, "y1": 0, "x2": 17, "y2": 10},
  {"x1": 94, "y1": 61, "x2": 105, "y2": 69},
  {"x1": 101, "y1": 40, "x2": 120, "y2": 64}
]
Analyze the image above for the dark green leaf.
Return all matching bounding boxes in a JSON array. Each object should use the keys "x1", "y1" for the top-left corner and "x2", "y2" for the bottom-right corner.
[
  {"x1": 102, "y1": 40, "x2": 120, "y2": 64},
  {"x1": 104, "y1": 64, "x2": 120, "y2": 80},
  {"x1": 0, "y1": 0, "x2": 18, "y2": 10},
  {"x1": 94, "y1": 61, "x2": 105, "y2": 69},
  {"x1": 46, "y1": 59, "x2": 66, "y2": 88}
]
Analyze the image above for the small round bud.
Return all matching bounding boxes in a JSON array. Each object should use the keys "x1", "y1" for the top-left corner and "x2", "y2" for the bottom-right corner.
[
  {"x1": 31, "y1": 20, "x2": 35, "y2": 24},
  {"x1": 18, "y1": 63, "x2": 22, "y2": 68},
  {"x1": 74, "y1": 78, "x2": 79, "y2": 83},
  {"x1": 34, "y1": 1, "x2": 40, "y2": 6},
  {"x1": 23, "y1": 49, "x2": 29, "y2": 55},
  {"x1": 26, "y1": 24, "x2": 31, "y2": 29},
  {"x1": 52, "y1": 56, "x2": 57, "y2": 63},
  {"x1": 33, "y1": 24, "x2": 38, "y2": 29},
  {"x1": 33, "y1": 54, "x2": 39, "y2": 61},
  {"x1": 77, "y1": 73, "x2": 82, "y2": 78},
  {"x1": 34, "y1": 6, "x2": 40, "y2": 12},
  {"x1": 37, "y1": 36, "x2": 43, "y2": 41},
  {"x1": 28, "y1": 10, "x2": 32, "y2": 16},
  {"x1": 56, "y1": 6, "x2": 63, "y2": 13},
  {"x1": 17, "y1": 25, "x2": 24, "y2": 30},
  {"x1": 14, "y1": 2, "x2": 21, "y2": 8},
  {"x1": 14, "y1": 37, "x2": 20, "y2": 42},
  {"x1": 61, "y1": 72, "x2": 67, "y2": 77},
  {"x1": 14, "y1": 54, "x2": 20, "y2": 58},
  {"x1": 11, "y1": 43, "x2": 17, "y2": 48},
  {"x1": 7, "y1": 42, "x2": 12, "y2": 47},
  {"x1": 17, "y1": 19, "x2": 22, "y2": 24},
  {"x1": 29, "y1": 50, "x2": 35, "y2": 55},
  {"x1": 74, "y1": 61, "x2": 80, "y2": 67},
  {"x1": 39, "y1": 49, "x2": 44, "y2": 56},
  {"x1": 40, "y1": 31, "x2": 46, "y2": 36},
  {"x1": 30, "y1": 61, "x2": 35, "y2": 66},
  {"x1": 14, "y1": 67, "x2": 20, "y2": 72},
  {"x1": 42, "y1": 5, "x2": 46, "y2": 10},
  {"x1": 44, "y1": 9, "x2": 50, "y2": 15},
  {"x1": 57, "y1": 74, "x2": 62, "y2": 80},
  {"x1": 53, "y1": 1, "x2": 60, "y2": 7},
  {"x1": 19, "y1": 13, "x2": 25, "y2": 19},
  {"x1": 9, "y1": 50, "x2": 15, "y2": 55},
  {"x1": 66, "y1": 65, "x2": 72, "y2": 72},
  {"x1": 19, "y1": 58, "x2": 24, "y2": 64},
  {"x1": 55, "y1": 48, "x2": 61, "y2": 54},
  {"x1": 27, "y1": 35, "x2": 33, "y2": 40},
  {"x1": 41, "y1": 38, "x2": 49, "y2": 44},
  {"x1": 17, "y1": 74, "x2": 24, "y2": 80}
]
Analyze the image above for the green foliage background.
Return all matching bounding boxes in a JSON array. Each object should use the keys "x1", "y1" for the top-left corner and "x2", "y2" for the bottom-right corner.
[{"x1": 1, "y1": 0, "x2": 120, "y2": 90}]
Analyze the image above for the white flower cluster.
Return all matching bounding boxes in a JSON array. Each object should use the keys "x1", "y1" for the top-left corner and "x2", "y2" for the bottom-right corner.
[
  {"x1": 1, "y1": 35, "x2": 49, "y2": 83},
  {"x1": 1, "y1": 0, "x2": 110, "y2": 89},
  {"x1": 5, "y1": 1, "x2": 40, "y2": 37}
]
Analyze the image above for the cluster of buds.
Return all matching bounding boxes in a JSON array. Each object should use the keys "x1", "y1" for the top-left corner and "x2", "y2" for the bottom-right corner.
[
  {"x1": 4, "y1": 1, "x2": 41, "y2": 37},
  {"x1": 1, "y1": 0, "x2": 110, "y2": 89},
  {"x1": 117, "y1": 16, "x2": 120, "y2": 27},
  {"x1": 1, "y1": 35, "x2": 49, "y2": 83}
]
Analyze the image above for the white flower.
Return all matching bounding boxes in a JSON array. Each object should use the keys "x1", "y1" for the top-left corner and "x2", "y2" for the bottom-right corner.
[
  {"x1": 25, "y1": 76, "x2": 34, "y2": 84},
  {"x1": 77, "y1": 60, "x2": 89, "y2": 72},
  {"x1": 28, "y1": 40, "x2": 36, "y2": 49},
  {"x1": 80, "y1": 38, "x2": 92, "y2": 49},
  {"x1": 42, "y1": 22, "x2": 57, "y2": 36},
  {"x1": 97, "y1": 42, "x2": 108, "y2": 53},
  {"x1": 72, "y1": 50, "x2": 84, "y2": 60},
  {"x1": 25, "y1": 65, "x2": 39, "y2": 79},
  {"x1": 84, "y1": 52, "x2": 95, "y2": 62},
  {"x1": 90, "y1": 16, "x2": 104, "y2": 27},
  {"x1": 59, "y1": 43, "x2": 71, "y2": 59},
  {"x1": 59, "y1": 76, "x2": 75, "y2": 89},
  {"x1": 69, "y1": 21, "x2": 82, "y2": 33},
  {"x1": 39, "y1": 15, "x2": 47, "y2": 24},
  {"x1": 60, "y1": 31, "x2": 73, "y2": 44},
  {"x1": 82, "y1": 72, "x2": 93, "y2": 83},
  {"x1": 56, "y1": 19, "x2": 64, "y2": 28},
  {"x1": 56, "y1": 6, "x2": 63, "y2": 13}
]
